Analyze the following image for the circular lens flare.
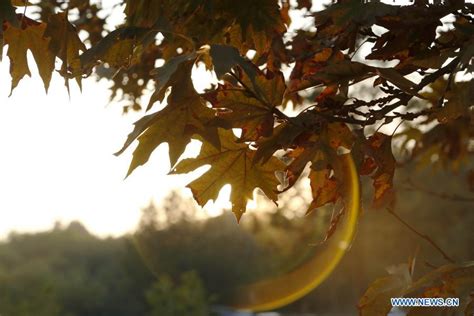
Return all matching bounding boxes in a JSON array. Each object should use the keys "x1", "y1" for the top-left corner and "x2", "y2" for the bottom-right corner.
[{"x1": 228, "y1": 154, "x2": 360, "y2": 312}]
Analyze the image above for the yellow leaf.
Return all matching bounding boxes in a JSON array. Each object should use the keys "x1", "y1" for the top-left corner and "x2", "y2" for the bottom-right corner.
[
  {"x1": 147, "y1": 53, "x2": 197, "y2": 110},
  {"x1": 208, "y1": 71, "x2": 286, "y2": 141},
  {"x1": 358, "y1": 264, "x2": 412, "y2": 316},
  {"x1": 366, "y1": 133, "x2": 396, "y2": 208},
  {"x1": 307, "y1": 167, "x2": 340, "y2": 214},
  {"x1": 0, "y1": 0, "x2": 19, "y2": 60},
  {"x1": 171, "y1": 129, "x2": 285, "y2": 221},
  {"x1": 4, "y1": 22, "x2": 55, "y2": 93},
  {"x1": 101, "y1": 39, "x2": 135, "y2": 69},
  {"x1": 44, "y1": 12, "x2": 86, "y2": 92},
  {"x1": 116, "y1": 62, "x2": 218, "y2": 174}
]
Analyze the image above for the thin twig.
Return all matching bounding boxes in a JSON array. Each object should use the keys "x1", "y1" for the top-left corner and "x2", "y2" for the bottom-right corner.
[
  {"x1": 390, "y1": 119, "x2": 405, "y2": 137},
  {"x1": 387, "y1": 207, "x2": 455, "y2": 264},
  {"x1": 424, "y1": 260, "x2": 439, "y2": 270}
]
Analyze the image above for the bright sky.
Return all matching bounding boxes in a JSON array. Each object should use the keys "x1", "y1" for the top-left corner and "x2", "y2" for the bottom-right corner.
[{"x1": 0, "y1": 62, "x2": 195, "y2": 238}]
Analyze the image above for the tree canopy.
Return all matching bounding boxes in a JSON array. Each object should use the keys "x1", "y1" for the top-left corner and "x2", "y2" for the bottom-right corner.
[
  {"x1": 1, "y1": 0, "x2": 473, "y2": 219},
  {"x1": 1, "y1": 0, "x2": 474, "y2": 313}
]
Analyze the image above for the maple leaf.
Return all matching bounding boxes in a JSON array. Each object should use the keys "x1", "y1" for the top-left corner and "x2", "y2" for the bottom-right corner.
[
  {"x1": 116, "y1": 61, "x2": 219, "y2": 174},
  {"x1": 287, "y1": 142, "x2": 350, "y2": 216},
  {"x1": 252, "y1": 111, "x2": 318, "y2": 166},
  {"x1": 208, "y1": 87, "x2": 273, "y2": 141},
  {"x1": 252, "y1": 124, "x2": 300, "y2": 166},
  {"x1": 358, "y1": 264, "x2": 412, "y2": 316},
  {"x1": 146, "y1": 52, "x2": 197, "y2": 111},
  {"x1": 43, "y1": 12, "x2": 86, "y2": 92},
  {"x1": 0, "y1": 0, "x2": 18, "y2": 60},
  {"x1": 360, "y1": 261, "x2": 474, "y2": 316},
  {"x1": 291, "y1": 59, "x2": 373, "y2": 92},
  {"x1": 313, "y1": 0, "x2": 398, "y2": 52},
  {"x1": 327, "y1": 122, "x2": 354, "y2": 150},
  {"x1": 282, "y1": 121, "x2": 354, "y2": 187},
  {"x1": 297, "y1": 124, "x2": 355, "y2": 213},
  {"x1": 307, "y1": 167, "x2": 340, "y2": 214},
  {"x1": 208, "y1": 44, "x2": 257, "y2": 80},
  {"x1": 80, "y1": 26, "x2": 155, "y2": 71},
  {"x1": 219, "y1": 0, "x2": 286, "y2": 52},
  {"x1": 375, "y1": 67, "x2": 420, "y2": 97},
  {"x1": 430, "y1": 81, "x2": 474, "y2": 123},
  {"x1": 206, "y1": 70, "x2": 285, "y2": 141},
  {"x1": 367, "y1": 7, "x2": 444, "y2": 61},
  {"x1": 365, "y1": 133, "x2": 396, "y2": 208},
  {"x1": 123, "y1": 0, "x2": 163, "y2": 28},
  {"x1": 400, "y1": 48, "x2": 456, "y2": 70},
  {"x1": 3, "y1": 20, "x2": 55, "y2": 93},
  {"x1": 171, "y1": 129, "x2": 285, "y2": 221}
]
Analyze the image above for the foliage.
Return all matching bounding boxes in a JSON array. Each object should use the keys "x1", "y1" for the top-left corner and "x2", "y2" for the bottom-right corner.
[
  {"x1": 0, "y1": 173, "x2": 473, "y2": 315},
  {"x1": 145, "y1": 271, "x2": 214, "y2": 316},
  {"x1": 135, "y1": 203, "x2": 277, "y2": 300},
  {"x1": 0, "y1": 222, "x2": 154, "y2": 316},
  {"x1": 1, "y1": 0, "x2": 474, "y2": 314},
  {"x1": 358, "y1": 262, "x2": 474, "y2": 316},
  {"x1": 1, "y1": 0, "x2": 473, "y2": 221}
]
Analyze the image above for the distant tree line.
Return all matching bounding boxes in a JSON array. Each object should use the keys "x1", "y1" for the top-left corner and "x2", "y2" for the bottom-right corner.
[{"x1": 0, "y1": 164, "x2": 473, "y2": 315}]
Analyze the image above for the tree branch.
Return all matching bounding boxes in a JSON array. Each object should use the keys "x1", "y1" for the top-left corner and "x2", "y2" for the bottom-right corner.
[
  {"x1": 387, "y1": 207, "x2": 455, "y2": 263},
  {"x1": 401, "y1": 178, "x2": 474, "y2": 202}
]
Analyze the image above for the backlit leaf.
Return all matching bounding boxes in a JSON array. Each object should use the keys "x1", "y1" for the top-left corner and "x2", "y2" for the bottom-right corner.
[
  {"x1": 4, "y1": 21, "x2": 55, "y2": 93},
  {"x1": 44, "y1": 12, "x2": 86, "y2": 92},
  {"x1": 358, "y1": 264, "x2": 412, "y2": 316},
  {"x1": 307, "y1": 167, "x2": 340, "y2": 214},
  {"x1": 80, "y1": 27, "x2": 155, "y2": 71},
  {"x1": 171, "y1": 129, "x2": 285, "y2": 221},
  {"x1": 253, "y1": 119, "x2": 308, "y2": 165},
  {"x1": 206, "y1": 70, "x2": 285, "y2": 141},
  {"x1": 361, "y1": 261, "x2": 474, "y2": 316},
  {"x1": 292, "y1": 60, "x2": 372, "y2": 91},
  {"x1": 209, "y1": 44, "x2": 257, "y2": 80},
  {"x1": 0, "y1": 0, "x2": 18, "y2": 60},
  {"x1": 146, "y1": 53, "x2": 197, "y2": 111},
  {"x1": 116, "y1": 61, "x2": 218, "y2": 174},
  {"x1": 365, "y1": 133, "x2": 396, "y2": 208}
]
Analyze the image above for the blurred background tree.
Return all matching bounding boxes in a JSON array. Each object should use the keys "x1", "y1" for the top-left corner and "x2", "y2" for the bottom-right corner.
[{"x1": 0, "y1": 161, "x2": 472, "y2": 315}]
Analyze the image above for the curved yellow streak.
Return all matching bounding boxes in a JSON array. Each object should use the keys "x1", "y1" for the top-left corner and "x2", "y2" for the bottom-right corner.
[{"x1": 229, "y1": 154, "x2": 360, "y2": 312}]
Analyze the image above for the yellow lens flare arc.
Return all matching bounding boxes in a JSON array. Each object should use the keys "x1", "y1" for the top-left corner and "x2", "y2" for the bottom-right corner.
[{"x1": 228, "y1": 154, "x2": 360, "y2": 312}]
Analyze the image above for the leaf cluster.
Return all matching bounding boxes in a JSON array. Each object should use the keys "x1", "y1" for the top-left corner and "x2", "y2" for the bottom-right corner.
[{"x1": 1, "y1": 0, "x2": 473, "y2": 221}]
